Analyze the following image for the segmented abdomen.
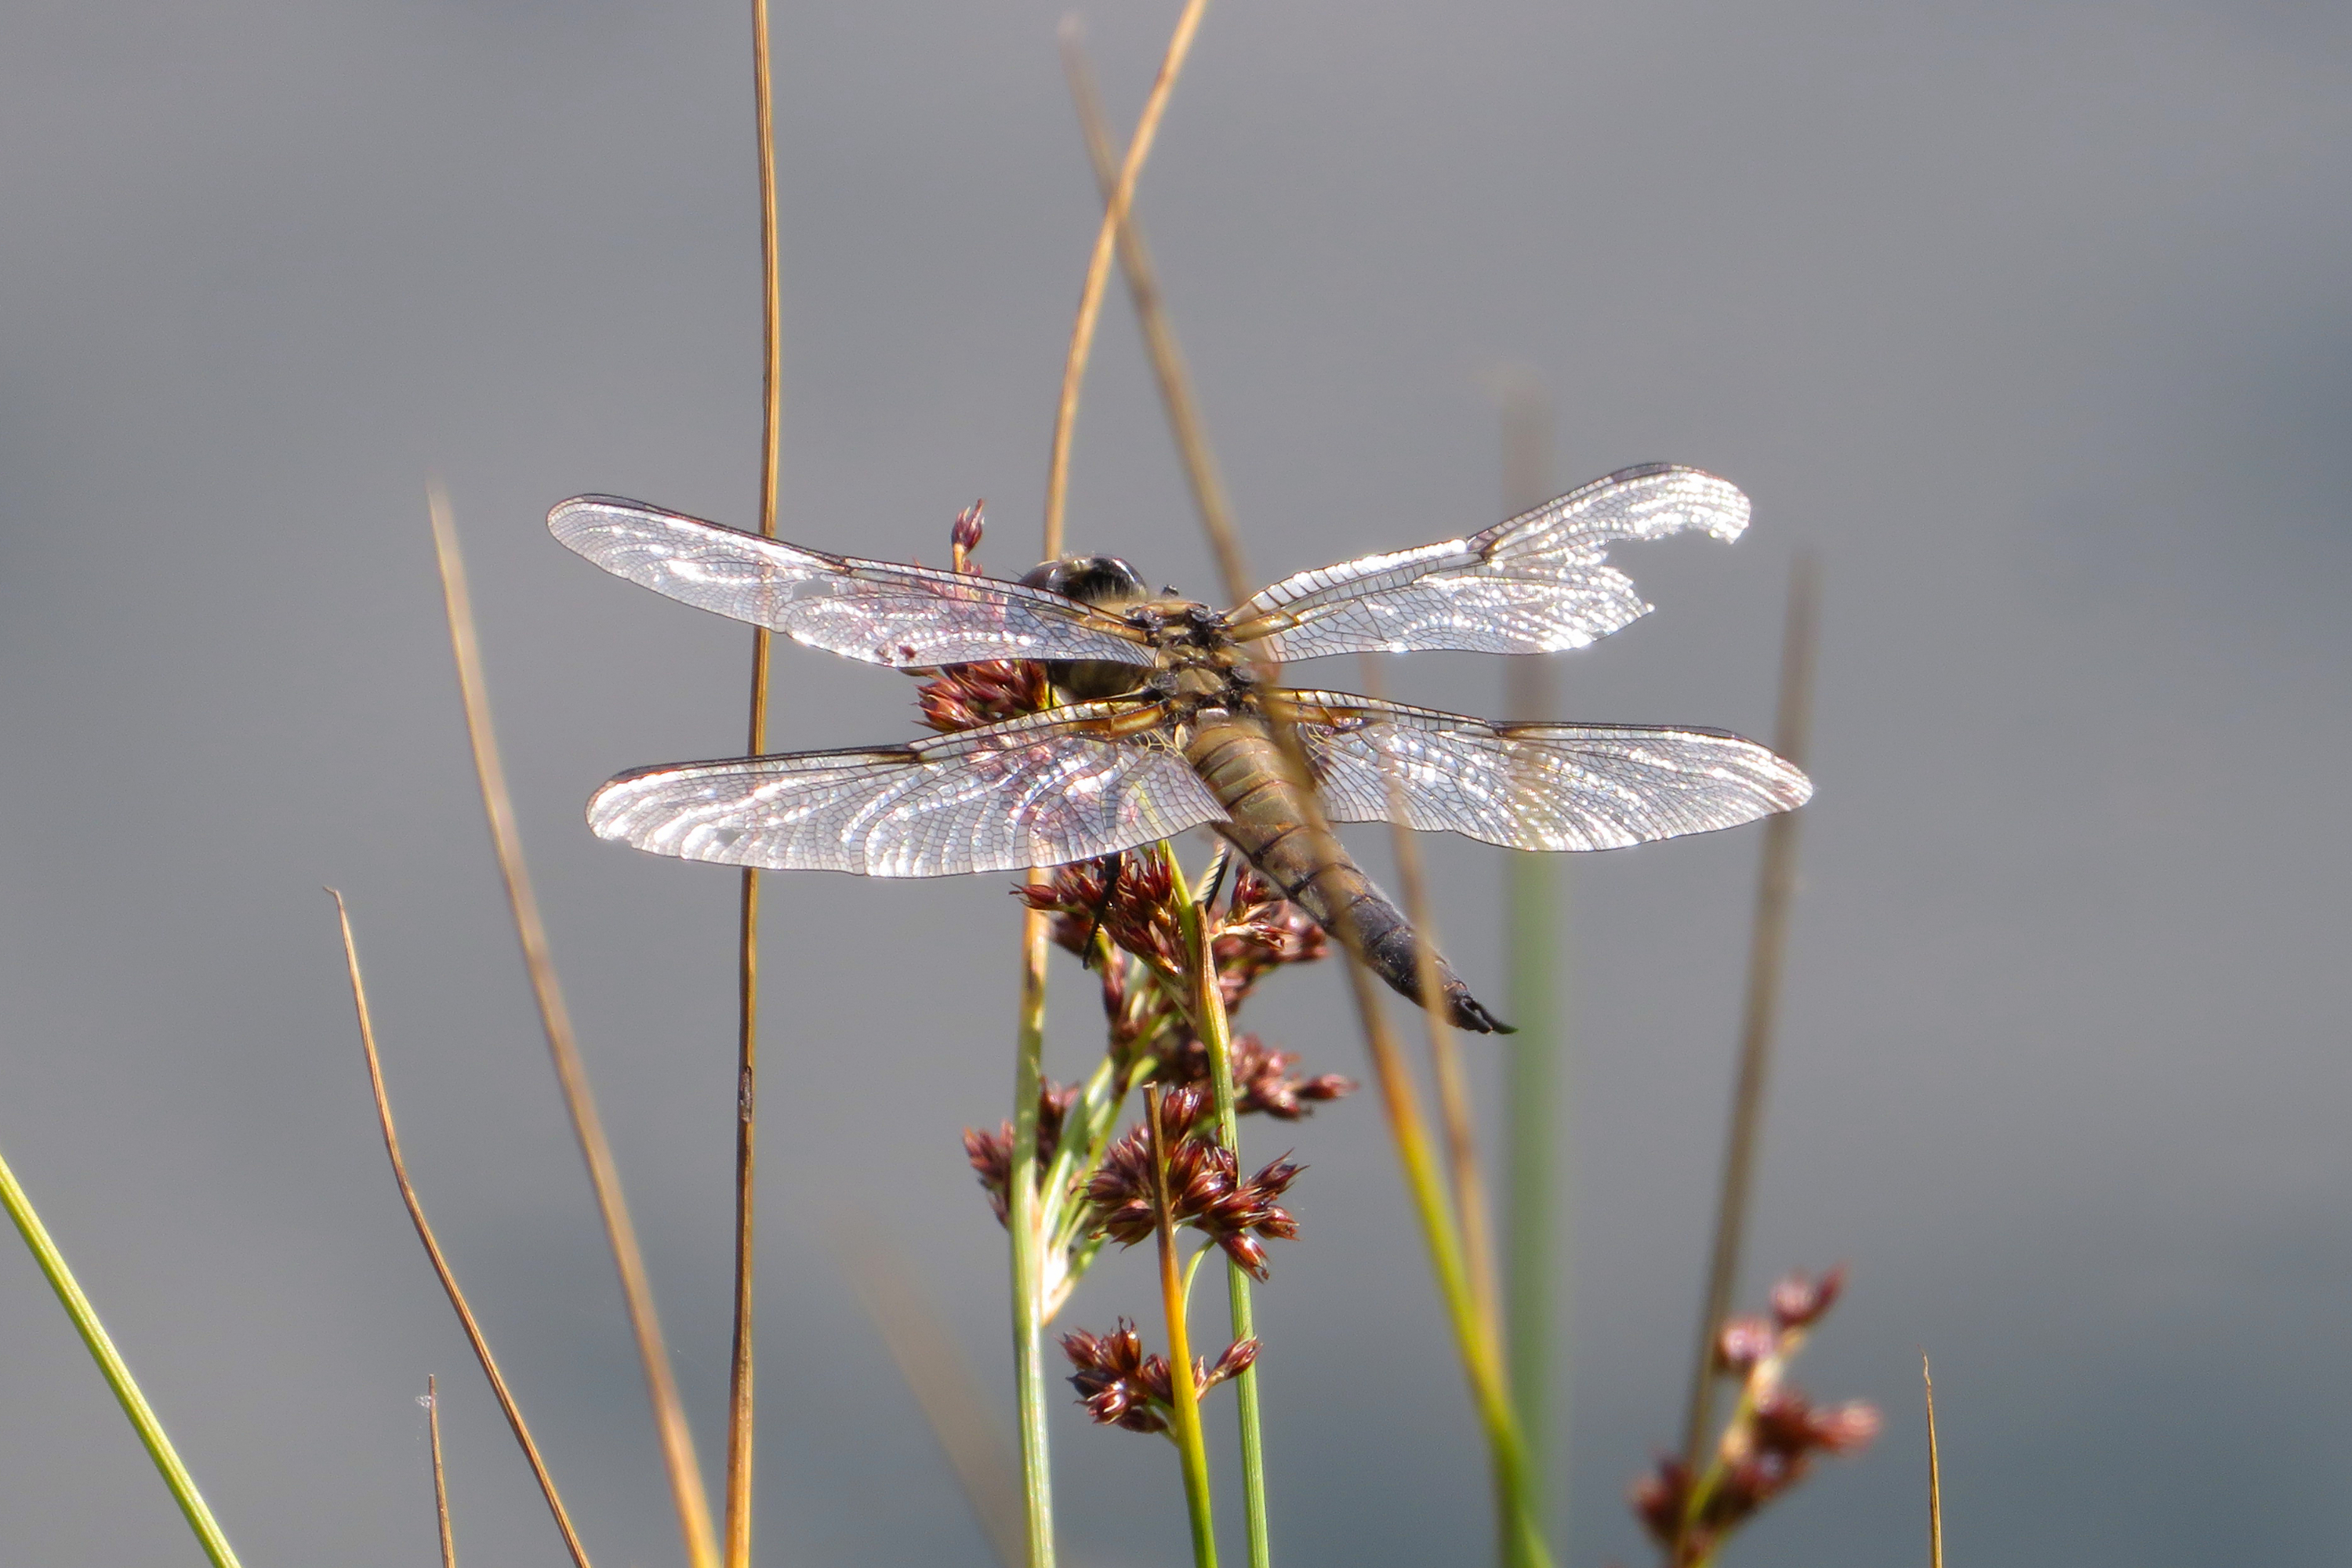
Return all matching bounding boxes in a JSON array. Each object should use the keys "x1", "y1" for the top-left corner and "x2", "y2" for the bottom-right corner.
[{"x1": 1184, "y1": 713, "x2": 1508, "y2": 1033}]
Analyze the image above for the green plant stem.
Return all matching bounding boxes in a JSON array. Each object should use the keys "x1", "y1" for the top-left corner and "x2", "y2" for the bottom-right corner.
[
  {"x1": 1171, "y1": 858, "x2": 1272, "y2": 1568},
  {"x1": 1504, "y1": 846, "x2": 1558, "y2": 1495},
  {"x1": 1009, "y1": 894, "x2": 1058, "y2": 1568},
  {"x1": 1499, "y1": 375, "x2": 1562, "y2": 1551},
  {"x1": 0, "y1": 1134, "x2": 243, "y2": 1568},
  {"x1": 1338, "y1": 956, "x2": 1551, "y2": 1568},
  {"x1": 1145, "y1": 1086, "x2": 1218, "y2": 1568}
]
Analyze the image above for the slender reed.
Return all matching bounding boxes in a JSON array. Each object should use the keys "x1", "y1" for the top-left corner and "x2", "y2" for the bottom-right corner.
[
  {"x1": 0, "y1": 1132, "x2": 243, "y2": 1568},
  {"x1": 1332, "y1": 955, "x2": 1549, "y2": 1568},
  {"x1": 1059, "y1": 22, "x2": 1248, "y2": 603},
  {"x1": 1145, "y1": 1084, "x2": 1218, "y2": 1568},
  {"x1": 1496, "y1": 375, "x2": 1561, "y2": 1518},
  {"x1": 1358, "y1": 657, "x2": 1504, "y2": 1353},
  {"x1": 1168, "y1": 856, "x2": 1272, "y2": 1568},
  {"x1": 426, "y1": 488, "x2": 720, "y2": 1568},
  {"x1": 1009, "y1": 885, "x2": 1058, "y2": 1568},
  {"x1": 1924, "y1": 1356, "x2": 1944, "y2": 1568},
  {"x1": 426, "y1": 1375, "x2": 457, "y2": 1568},
  {"x1": 330, "y1": 890, "x2": 592, "y2": 1568},
  {"x1": 1040, "y1": 0, "x2": 1212, "y2": 559},
  {"x1": 1671, "y1": 554, "x2": 1820, "y2": 1562},
  {"x1": 834, "y1": 1223, "x2": 1028, "y2": 1568},
  {"x1": 726, "y1": 0, "x2": 787, "y2": 1559}
]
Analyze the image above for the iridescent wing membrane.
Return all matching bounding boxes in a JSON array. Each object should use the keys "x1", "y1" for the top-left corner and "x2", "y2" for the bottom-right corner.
[
  {"x1": 550, "y1": 464, "x2": 1801, "y2": 877},
  {"x1": 1225, "y1": 463, "x2": 1748, "y2": 660},
  {"x1": 1275, "y1": 691, "x2": 1810, "y2": 852},
  {"x1": 588, "y1": 704, "x2": 1225, "y2": 877},
  {"x1": 549, "y1": 496, "x2": 1153, "y2": 670}
]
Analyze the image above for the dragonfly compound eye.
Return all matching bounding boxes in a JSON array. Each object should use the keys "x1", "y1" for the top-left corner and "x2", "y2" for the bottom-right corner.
[{"x1": 1021, "y1": 555, "x2": 1149, "y2": 607}]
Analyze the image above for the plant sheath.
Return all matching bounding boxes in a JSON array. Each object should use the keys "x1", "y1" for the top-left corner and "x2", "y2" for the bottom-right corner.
[
  {"x1": 1145, "y1": 1085, "x2": 1219, "y2": 1568},
  {"x1": 0, "y1": 1133, "x2": 244, "y2": 1568}
]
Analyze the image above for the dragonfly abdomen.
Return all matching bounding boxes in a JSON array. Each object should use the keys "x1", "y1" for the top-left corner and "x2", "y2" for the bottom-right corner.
[{"x1": 1185, "y1": 715, "x2": 1512, "y2": 1035}]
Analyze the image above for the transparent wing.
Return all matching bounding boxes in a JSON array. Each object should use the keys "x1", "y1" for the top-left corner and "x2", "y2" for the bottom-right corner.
[
  {"x1": 1277, "y1": 690, "x2": 1809, "y2": 851},
  {"x1": 550, "y1": 495, "x2": 1156, "y2": 669},
  {"x1": 586, "y1": 705, "x2": 1227, "y2": 877},
  {"x1": 1228, "y1": 464, "x2": 1750, "y2": 660}
]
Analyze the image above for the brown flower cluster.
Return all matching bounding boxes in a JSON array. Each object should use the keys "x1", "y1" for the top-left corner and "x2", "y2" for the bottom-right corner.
[
  {"x1": 1016, "y1": 851, "x2": 1184, "y2": 974},
  {"x1": 961, "y1": 1079, "x2": 1080, "y2": 1227},
  {"x1": 1209, "y1": 868, "x2": 1328, "y2": 1006},
  {"x1": 1632, "y1": 1268, "x2": 1879, "y2": 1564},
  {"x1": 1083, "y1": 1086, "x2": 1302, "y2": 1279},
  {"x1": 1060, "y1": 1319, "x2": 1259, "y2": 1435},
  {"x1": 912, "y1": 501, "x2": 1053, "y2": 734},
  {"x1": 1150, "y1": 1032, "x2": 1354, "y2": 1120}
]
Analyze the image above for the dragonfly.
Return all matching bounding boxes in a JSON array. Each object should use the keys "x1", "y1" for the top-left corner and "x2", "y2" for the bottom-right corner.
[{"x1": 548, "y1": 463, "x2": 1810, "y2": 1034}]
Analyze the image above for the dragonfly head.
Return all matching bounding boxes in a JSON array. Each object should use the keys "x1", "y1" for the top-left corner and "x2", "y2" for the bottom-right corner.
[
  {"x1": 1021, "y1": 555, "x2": 1155, "y2": 702},
  {"x1": 1020, "y1": 554, "x2": 1150, "y2": 608}
]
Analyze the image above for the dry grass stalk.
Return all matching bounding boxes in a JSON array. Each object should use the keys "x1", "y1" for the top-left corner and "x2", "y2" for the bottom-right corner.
[
  {"x1": 726, "y1": 0, "x2": 789, "y2": 1559},
  {"x1": 1924, "y1": 1356, "x2": 1944, "y2": 1568},
  {"x1": 426, "y1": 488, "x2": 720, "y2": 1568},
  {"x1": 1040, "y1": 0, "x2": 1212, "y2": 559},
  {"x1": 1058, "y1": 20, "x2": 1248, "y2": 604},
  {"x1": 426, "y1": 1375, "x2": 456, "y2": 1568},
  {"x1": 833, "y1": 1224, "x2": 1027, "y2": 1568},
  {"x1": 327, "y1": 889, "x2": 590, "y2": 1568},
  {"x1": 1671, "y1": 552, "x2": 1820, "y2": 1562}
]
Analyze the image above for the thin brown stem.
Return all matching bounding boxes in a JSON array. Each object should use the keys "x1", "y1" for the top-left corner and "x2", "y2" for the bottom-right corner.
[
  {"x1": 426, "y1": 1375, "x2": 456, "y2": 1568},
  {"x1": 328, "y1": 890, "x2": 590, "y2": 1568},
  {"x1": 834, "y1": 1222, "x2": 1027, "y2": 1568},
  {"x1": 1059, "y1": 20, "x2": 1247, "y2": 604},
  {"x1": 727, "y1": 0, "x2": 786, "y2": 1559},
  {"x1": 426, "y1": 489, "x2": 720, "y2": 1568},
  {"x1": 1671, "y1": 553, "x2": 1820, "y2": 1563},
  {"x1": 1041, "y1": 0, "x2": 1211, "y2": 559},
  {"x1": 1358, "y1": 656, "x2": 1504, "y2": 1356},
  {"x1": 1924, "y1": 1356, "x2": 1944, "y2": 1568}
]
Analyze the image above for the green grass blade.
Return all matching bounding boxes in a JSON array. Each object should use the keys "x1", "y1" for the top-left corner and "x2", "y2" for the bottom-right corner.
[{"x1": 0, "y1": 1134, "x2": 244, "y2": 1568}]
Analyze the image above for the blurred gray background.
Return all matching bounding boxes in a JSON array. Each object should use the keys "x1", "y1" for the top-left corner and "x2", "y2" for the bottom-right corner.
[{"x1": 1, "y1": 1, "x2": 2346, "y2": 1563}]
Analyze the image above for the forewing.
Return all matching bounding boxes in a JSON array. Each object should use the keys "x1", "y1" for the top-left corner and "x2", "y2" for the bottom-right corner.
[
  {"x1": 550, "y1": 495, "x2": 1155, "y2": 669},
  {"x1": 1229, "y1": 464, "x2": 1750, "y2": 660},
  {"x1": 586, "y1": 705, "x2": 1227, "y2": 877},
  {"x1": 1281, "y1": 690, "x2": 1809, "y2": 851}
]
